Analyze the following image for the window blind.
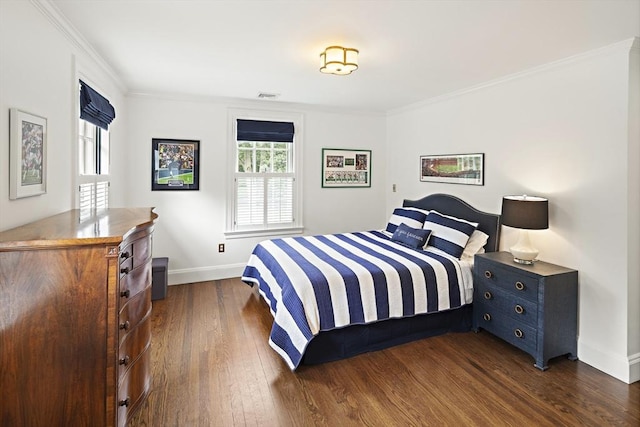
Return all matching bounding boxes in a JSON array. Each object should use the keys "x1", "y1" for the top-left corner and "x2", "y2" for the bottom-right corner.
[
  {"x1": 237, "y1": 119, "x2": 294, "y2": 143},
  {"x1": 80, "y1": 81, "x2": 116, "y2": 130}
]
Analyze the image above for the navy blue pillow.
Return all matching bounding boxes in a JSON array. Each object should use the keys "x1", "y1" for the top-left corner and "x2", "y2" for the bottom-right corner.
[
  {"x1": 423, "y1": 210, "x2": 478, "y2": 258},
  {"x1": 391, "y1": 223, "x2": 432, "y2": 249}
]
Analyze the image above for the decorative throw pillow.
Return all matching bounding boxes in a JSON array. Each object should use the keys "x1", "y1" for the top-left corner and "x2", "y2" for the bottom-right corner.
[
  {"x1": 461, "y1": 230, "x2": 490, "y2": 260},
  {"x1": 424, "y1": 210, "x2": 478, "y2": 258},
  {"x1": 391, "y1": 223, "x2": 432, "y2": 249},
  {"x1": 385, "y1": 207, "x2": 427, "y2": 234}
]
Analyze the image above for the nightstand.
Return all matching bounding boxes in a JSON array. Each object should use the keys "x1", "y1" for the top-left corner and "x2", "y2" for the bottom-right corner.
[{"x1": 472, "y1": 251, "x2": 578, "y2": 370}]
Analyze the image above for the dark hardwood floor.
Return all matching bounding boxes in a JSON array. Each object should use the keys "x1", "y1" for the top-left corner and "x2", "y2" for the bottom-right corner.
[{"x1": 129, "y1": 279, "x2": 639, "y2": 427}]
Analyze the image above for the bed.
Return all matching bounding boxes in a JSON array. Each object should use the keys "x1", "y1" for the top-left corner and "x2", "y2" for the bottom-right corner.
[{"x1": 242, "y1": 193, "x2": 500, "y2": 369}]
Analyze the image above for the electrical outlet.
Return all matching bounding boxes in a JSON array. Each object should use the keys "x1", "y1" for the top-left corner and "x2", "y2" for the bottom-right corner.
[
  {"x1": 218, "y1": 243, "x2": 225, "y2": 253},
  {"x1": 392, "y1": 184, "x2": 397, "y2": 192}
]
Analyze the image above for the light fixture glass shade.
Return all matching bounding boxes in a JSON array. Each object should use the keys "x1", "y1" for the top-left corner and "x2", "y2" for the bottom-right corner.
[
  {"x1": 501, "y1": 195, "x2": 549, "y2": 264},
  {"x1": 320, "y1": 46, "x2": 359, "y2": 75}
]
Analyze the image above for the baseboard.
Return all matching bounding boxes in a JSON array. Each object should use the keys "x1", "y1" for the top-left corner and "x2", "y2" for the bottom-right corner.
[
  {"x1": 578, "y1": 340, "x2": 639, "y2": 384},
  {"x1": 167, "y1": 263, "x2": 246, "y2": 285},
  {"x1": 629, "y1": 352, "x2": 640, "y2": 384}
]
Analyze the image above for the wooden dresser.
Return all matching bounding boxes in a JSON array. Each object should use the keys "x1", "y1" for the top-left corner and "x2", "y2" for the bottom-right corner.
[{"x1": 0, "y1": 208, "x2": 158, "y2": 426}]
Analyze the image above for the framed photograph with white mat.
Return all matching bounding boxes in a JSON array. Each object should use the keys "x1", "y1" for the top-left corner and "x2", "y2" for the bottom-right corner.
[{"x1": 9, "y1": 109, "x2": 47, "y2": 199}]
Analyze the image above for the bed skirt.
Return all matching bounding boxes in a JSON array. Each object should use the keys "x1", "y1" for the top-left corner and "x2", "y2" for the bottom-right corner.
[{"x1": 301, "y1": 304, "x2": 473, "y2": 365}]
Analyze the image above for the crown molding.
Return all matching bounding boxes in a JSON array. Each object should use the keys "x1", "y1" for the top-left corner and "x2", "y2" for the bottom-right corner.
[
  {"x1": 30, "y1": 0, "x2": 127, "y2": 93},
  {"x1": 389, "y1": 37, "x2": 639, "y2": 116}
]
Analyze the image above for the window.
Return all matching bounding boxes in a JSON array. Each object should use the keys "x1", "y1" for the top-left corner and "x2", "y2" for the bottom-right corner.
[
  {"x1": 227, "y1": 112, "x2": 303, "y2": 236},
  {"x1": 77, "y1": 81, "x2": 115, "y2": 217},
  {"x1": 78, "y1": 119, "x2": 109, "y2": 216}
]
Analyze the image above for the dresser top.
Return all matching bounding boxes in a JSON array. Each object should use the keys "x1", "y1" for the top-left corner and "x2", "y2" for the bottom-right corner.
[
  {"x1": 476, "y1": 251, "x2": 577, "y2": 276},
  {"x1": 0, "y1": 208, "x2": 158, "y2": 250}
]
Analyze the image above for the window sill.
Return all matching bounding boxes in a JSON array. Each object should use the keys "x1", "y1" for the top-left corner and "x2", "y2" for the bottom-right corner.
[{"x1": 224, "y1": 226, "x2": 305, "y2": 240}]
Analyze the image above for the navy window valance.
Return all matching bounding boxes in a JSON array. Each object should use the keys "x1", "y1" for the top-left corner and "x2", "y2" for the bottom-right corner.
[
  {"x1": 237, "y1": 119, "x2": 294, "y2": 143},
  {"x1": 80, "y1": 80, "x2": 116, "y2": 130}
]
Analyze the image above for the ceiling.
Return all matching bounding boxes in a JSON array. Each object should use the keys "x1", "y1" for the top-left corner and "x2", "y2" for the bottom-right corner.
[{"x1": 50, "y1": 0, "x2": 639, "y2": 113}]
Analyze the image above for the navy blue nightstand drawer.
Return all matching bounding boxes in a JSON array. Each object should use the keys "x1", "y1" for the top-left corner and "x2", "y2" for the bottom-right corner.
[
  {"x1": 474, "y1": 281, "x2": 538, "y2": 327},
  {"x1": 474, "y1": 310, "x2": 537, "y2": 354},
  {"x1": 475, "y1": 257, "x2": 539, "y2": 302}
]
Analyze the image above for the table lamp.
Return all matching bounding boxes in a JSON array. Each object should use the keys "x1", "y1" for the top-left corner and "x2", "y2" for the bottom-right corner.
[{"x1": 501, "y1": 195, "x2": 549, "y2": 264}]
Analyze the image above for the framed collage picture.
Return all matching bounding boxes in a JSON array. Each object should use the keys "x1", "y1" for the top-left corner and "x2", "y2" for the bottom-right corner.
[{"x1": 322, "y1": 148, "x2": 371, "y2": 188}]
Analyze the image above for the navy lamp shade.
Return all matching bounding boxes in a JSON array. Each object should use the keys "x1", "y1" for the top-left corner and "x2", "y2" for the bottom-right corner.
[{"x1": 501, "y1": 195, "x2": 549, "y2": 264}]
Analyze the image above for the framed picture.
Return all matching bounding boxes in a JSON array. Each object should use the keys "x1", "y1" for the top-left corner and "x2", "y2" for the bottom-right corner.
[
  {"x1": 420, "y1": 153, "x2": 484, "y2": 186},
  {"x1": 9, "y1": 109, "x2": 47, "y2": 199},
  {"x1": 322, "y1": 148, "x2": 371, "y2": 188},
  {"x1": 151, "y1": 138, "x2": 200, "y2": 191}
]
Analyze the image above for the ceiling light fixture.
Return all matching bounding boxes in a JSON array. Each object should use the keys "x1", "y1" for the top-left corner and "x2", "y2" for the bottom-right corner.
[{"x1": 319, "y1": 46, "x2": 359, "y2": 75}]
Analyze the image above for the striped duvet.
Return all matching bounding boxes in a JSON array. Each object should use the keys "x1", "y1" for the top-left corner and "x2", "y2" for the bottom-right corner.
[{"x1": 241, "y1": 230, "x2": 472, "y2": 369}]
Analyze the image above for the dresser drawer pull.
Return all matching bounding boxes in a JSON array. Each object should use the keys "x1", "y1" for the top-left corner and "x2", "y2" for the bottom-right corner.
[
  {"x1": 484, "y1": 270, "x2": 493, "y2": 279},
  {"x1": 119, "y1": 355, "x2": 130, "y2": 366},
  {"x1": 119, "y1": 397, "x2": 130, "y2": 407},
  {"x1": 483, "y1": 291, "x2": 493, "y2": 300},
  {"x1": 120, "y1": 267, "x2": 130, "y2": 275},
  {"x1": 514, "y1": 329, "x2": 524, "y2": 338},
  {"x1": 515, "y1": 281, "x2": 525, "y2": 291},
  {"x1": 120, "y1": 251, "x2": 130, "y2": 259},
  {"x1": 119, "y1": 321, "x2": 130, "y2": 331},
  {"x1": 482, "y1": 313, "x2": 491, "y2": 321},
  {"x1": 514, "y1": 304, "x2": 524, "y2": 314},
  {"x1": 120, "y1": 289, "x2": 130, "y2": 298}
]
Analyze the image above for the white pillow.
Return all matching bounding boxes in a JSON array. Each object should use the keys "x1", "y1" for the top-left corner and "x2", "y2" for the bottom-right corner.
[{"x1": 461, "y1": 230, "x2": 489, "y2": 260}]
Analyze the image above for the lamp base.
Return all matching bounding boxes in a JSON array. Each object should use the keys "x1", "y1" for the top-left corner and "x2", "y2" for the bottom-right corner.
[
  {"x1": 509, "y1": 230, "x2": 539, "y2": 265},
  {"x1": 512, "y1": 257, "x2": 536, "y2": 265}
]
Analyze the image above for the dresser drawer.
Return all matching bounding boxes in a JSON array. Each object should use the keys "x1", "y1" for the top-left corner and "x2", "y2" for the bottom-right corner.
[
  {"x1": 119, "y1": 261, "x2": 152, "y2": 304},
  {"x1": 474, "y1": 310, "x2": 537, "y2": 354},
  {"x1": 131, "y1": 235, "x2": 152, "y2": 268},
  {"x1": 475, "y1": 257, "x2": 539, "y2": 302},
  {"x1": 117, "y1": 348, "x2": 152, "y2": 427},
  {"x1": 118, "y1": 315, "x2": 151, "y2": 379},
  {"x1": 475, "y1": 281, "x2": 538, "y2": 327},
  {"x1": 119, "y1": 288, "x2": 152, "y2": 341}
]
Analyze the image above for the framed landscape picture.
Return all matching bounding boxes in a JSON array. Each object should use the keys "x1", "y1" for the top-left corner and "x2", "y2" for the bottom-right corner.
[
  {"x1": 151, "y1": 138, "x2": 200, "y2": 191},
  {"x1": 9, "y1": 109, "x2": 47, "y2": 199},
  {"x1": 322, "y1": 148, "x2": 371, "y2": 188},
  {"x1": 420, "y1": 153, "x2": 484, "y2": 186}
]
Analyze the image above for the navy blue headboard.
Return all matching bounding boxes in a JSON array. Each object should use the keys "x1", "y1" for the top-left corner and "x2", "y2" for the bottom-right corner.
[{"x1": 403, "y1": 193, "x2": 501, "y2": 253}]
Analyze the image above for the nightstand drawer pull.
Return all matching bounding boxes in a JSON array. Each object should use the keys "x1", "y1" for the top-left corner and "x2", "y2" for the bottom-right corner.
[
  {"x1": 483, "y1": 313, "x2": 491, "y2": 321},
  {"x1": 483, "y1": 291, "x2": 493, "y2": 300},
  {"x1": 514, "y1": 304, "x2": 524, "y2": 314},
  {"x1": 515, "y1": 281, "x2": 525, "y2": 291},
  {"x1": 119, "y1": 320, "x2": 130, "y2": 331},
  {"x1": 119, "y1": 397, "x2": 130, "y2": 407},
  {"x1": 484, "y1": 270, "x2": 493, "y2": 279},
  {"x1": 514, "y1": 329, "x2": 524, "y2": 338}
]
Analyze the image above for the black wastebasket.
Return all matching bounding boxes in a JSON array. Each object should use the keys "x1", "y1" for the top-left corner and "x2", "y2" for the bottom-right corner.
[{"x1": 152, "y1": 257, "x2": 168, "y2": 300}]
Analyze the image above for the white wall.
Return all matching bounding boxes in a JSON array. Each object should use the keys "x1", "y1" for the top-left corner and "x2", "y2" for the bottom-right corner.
[
  {"x1": 122, "y1": 95, "x2": 386, "y2": 284},
  {"x1": 0, "y1": 0, "x2": 125, "y2": 230},
  {"x1": 386, "y1": 39, "x2": 639, "y2": 384},
  {"x1": 2, "y1": 0, "x2": 637, "y2": 385}
]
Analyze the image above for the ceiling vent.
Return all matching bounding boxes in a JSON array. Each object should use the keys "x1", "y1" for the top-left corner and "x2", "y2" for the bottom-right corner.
[{"x1": 257, "y1": 92, "x2": 280, "y2": 100}]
